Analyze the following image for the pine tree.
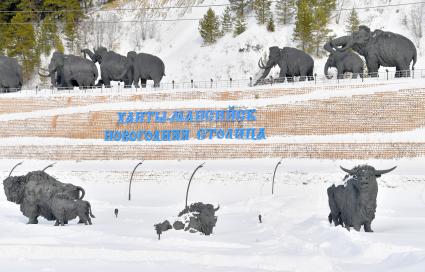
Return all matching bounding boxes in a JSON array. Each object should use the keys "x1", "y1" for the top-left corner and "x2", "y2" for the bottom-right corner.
[
  {"x1": 229, "y1": 0, "x2": 253, "y2": 18},
  {"x1": 198, "y1": 8, "x2": 221, "y2": 45},
  {"x1": 253, "y1": 0, "x2": 272, "y2": 25},
  {"x1": 293, "y1": 0, "x2": 313, "y2": 52},
  {"x1": 5, "y1": 12, "x2": 39, "y2": 80},
  {"x1": 311, "y1": 0, "x2": 336, "y2": 56},
  {"x1": 345, "y1": 8, "x2": 360, "y2": 34},
  {"x1": 38, "y1": 15, "x2": 64, "y2": 56},
  {"x1": 275, "y1": 0, "x2": 296, "y2": 25},
  {"x1": 221, "y1": 6, "x2": 233, "y2": 34},
  {"x1": 233, "y1": 16, "x2": 247, "y2": 36},
  {"x1": 267, "y1": 15, "x2": 275, "y2": 32}
]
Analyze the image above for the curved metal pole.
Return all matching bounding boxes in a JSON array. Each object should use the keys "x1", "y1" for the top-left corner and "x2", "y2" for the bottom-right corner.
[
  {"x1": 271, "y1": 159, "x2": 282, "y2": 195},
  {"x1": 185, "y1": 162, "x2": 205, "y2": 209},
  {"x1": 8, "y1": 161, "x2": 24, "y2": 177},
  {"x1": 128, "y1": 161, "x2": 144, "y2": 201},
  {"x1": 41, "y1": 163, "x2": 56, "y2": 172}
]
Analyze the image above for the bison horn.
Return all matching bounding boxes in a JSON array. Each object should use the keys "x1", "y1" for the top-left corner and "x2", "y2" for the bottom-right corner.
[
  {"x1": 340, "y1": 166, "x2": 354, "y2": 175},
  {"x1": 375, "y1": 166, "x2": 397, "y2": 176},
  {"x1": 8, "y1": 161, "x2": 24, "y2": 177}
]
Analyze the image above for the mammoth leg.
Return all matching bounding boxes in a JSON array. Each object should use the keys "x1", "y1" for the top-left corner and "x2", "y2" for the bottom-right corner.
[
  {"x1": 366, "y1": 58, "x2": 380, "y2": 77},
  {"x1": 364, "y1": 222, "x2": 374, "y2": 232},
  {"x1": 140, "y1": 78, "x2": 147, "y2": 88},
  {"x1": 54, "y1": 220, "x2": 59, "y2": 226}
]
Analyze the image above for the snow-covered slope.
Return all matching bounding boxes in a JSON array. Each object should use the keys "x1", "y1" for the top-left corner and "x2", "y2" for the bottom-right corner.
[{"x1": 78, "y1": 0, "x2": 425, "y2": 83}]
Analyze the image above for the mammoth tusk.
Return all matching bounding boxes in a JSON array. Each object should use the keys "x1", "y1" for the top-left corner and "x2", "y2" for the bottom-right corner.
[
  {"x1": 38, "y1": 70, "x2": 51, "y2": 77},
  {"x1": 9, "y1": 161, "x2": 24, "y2": 177},
  {"x1": 41, "y1": 163, "x2": 55, "y2": 172},
  {"x1": 214, "y1": 204, "x2": 220, "y2": 211}
]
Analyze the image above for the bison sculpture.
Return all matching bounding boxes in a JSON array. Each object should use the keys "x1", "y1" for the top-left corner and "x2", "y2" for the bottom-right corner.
[
  {"x1": 3, "y1": 162, "x2": 86, "y2": 224},
  {"x1": 327, "y1": 164, "x2": 396, "y2": 232}
]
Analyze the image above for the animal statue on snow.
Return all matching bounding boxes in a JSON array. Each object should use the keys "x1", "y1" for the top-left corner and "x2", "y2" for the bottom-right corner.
[
  {"x1": 323, "y1": 41, "x2": 364, "y2": 79},
  {"x1": 174, "y1": 202, "x2": 220, "y2": 235},
  {"x1": 0, "y1": 55, "x2": 23, "y2": 92},
  {"x1": 3, "y1": 162, "x2": 86, "y2": 224},
  {"x1": 122, "y1": 51, "x2": 165, "y2": 88},
  {"x1": 81, "y1": 47, "x2": 133, "y2": 88},
  {"x1": 154, "y1": 202, "x2": 220, "y2": 238},
  {"x1": 328, "y1": 25, "x2": 417, "y2": 77},
  {"x1": 38, "y1": 52, "x2": 98, "y2": 89},
  {"x1": 255, "y1": 46, "x2": 314, "y2": 85},
  {"x1": 51, "y1": 193, "x2": 95, "y2": 226},
  {"x1": 327, "y1": 165, "x2": 396, "y2": 232}
]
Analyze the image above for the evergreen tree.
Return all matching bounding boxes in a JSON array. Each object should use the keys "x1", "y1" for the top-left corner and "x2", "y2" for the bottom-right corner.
[
  {"x1": 38, "y1": 15, "x2": 64, "y2": 56},
  {"x1": 198, "y1": 8, "x2": 221, "y2": 45},
  {"x1": 293, "y1": 0, "x2": 313, "y2": 51},
  {"x1": 229, "y1": 0, "x2": 253, "y2": 18},
  {"x1": 345, "y1": 8, "x2": 360, "y2": 34},
  {"x1": 253, "y1": 0, "x2": 272, "y2": 25},
  {"x1": 267, "y1": 15, "x2": 275, "y2": 32},
  {"x1": 5, "y1": 13, "x2": 39, "y2": 80},
  {"x1": 233, "y1": 15, "x2": 247, "y2": 36},
  {"x1": 275, "y1": 0, "x2": 296, "y2": 25},
  {"x1": 221, "y1": 6, "x2": 233, "y2": 34},
  {"x1": 311, "y1": 0, "x2": 336, "y2": 56}
]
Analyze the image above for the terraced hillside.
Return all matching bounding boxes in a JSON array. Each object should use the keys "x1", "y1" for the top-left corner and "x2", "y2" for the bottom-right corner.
[{"x1": 1, "y1": 80, "x2": 424, "y2": 160}]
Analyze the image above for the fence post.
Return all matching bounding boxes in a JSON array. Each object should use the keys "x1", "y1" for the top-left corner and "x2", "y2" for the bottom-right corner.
[
  {"x1": 314, "y1": 73, "x2": 317, "y2": 84},
  {"x1": 412, "y1": 69, "x2": 415, "y2": 79},
  {"x1": 386, "y1": 69, "x2": 389, "y2": 80},
  {"x1": 172, "y1": 80, "x2": 175, "y2": 89},
  {"x1": 249, "y1": 77, "x2": 253, "y2": 87},
  {"x1": 210, "y1": 78, "x2": 213, "y2": 88},
  {"x1": 35, "y1": 85, "x2": 38, "y2": 94},
  {"x1": 191, "y1": 79, "x2": 194, "y2": 88},
  {"x1": 118, "y1": 82, "x2": 120, "y2": 92},
  {"x1": 51, "y1": 85, "x2": 53, "y2": 94},
  {"x1": 270, "y1": 75, "x2": 273, "y2": 86},
  {"x1": 230, "y1": 77, "x2": 232, "y2": 88}
]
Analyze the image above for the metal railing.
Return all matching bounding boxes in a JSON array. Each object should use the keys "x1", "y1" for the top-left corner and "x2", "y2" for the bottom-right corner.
[{"x1": 1, "y1": 69, "x2": 424, "y2": 96}]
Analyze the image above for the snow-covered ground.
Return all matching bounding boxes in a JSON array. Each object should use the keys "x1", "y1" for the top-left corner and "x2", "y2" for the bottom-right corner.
[{"x1": 0, "y1": 158, "x2": 425, "y2": 271}]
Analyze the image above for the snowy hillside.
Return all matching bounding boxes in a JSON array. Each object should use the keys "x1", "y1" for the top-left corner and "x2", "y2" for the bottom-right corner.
[{"x1": 75, "y1": 0, "x2": 425, "y2": 84}]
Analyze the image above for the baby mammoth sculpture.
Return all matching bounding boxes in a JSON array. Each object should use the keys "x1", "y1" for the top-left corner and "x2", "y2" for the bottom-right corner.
[
  {"x1": 121, "y1": 51, "x2": 165, "y2": 88},
  {"x1": 323, "y1": 41, "x2": 364, "y2": 79},
  {"x1": 51, "y1": 193, "x2": 95, "y2": 226},
  {"x1": 255, "y1": 46, "x2": 314, "y2": 85},
  {"x1": 0, "y1": 55, "x2": 23, "y2": 92},
  {"x1": 327, "y1": 165, "x2": 396, "y2": 232},
  {"x1": 328, "y1": 25, "x2": 417, "y2": 77},
  {"x1": 3, "y1": 162, "x2": 85, "y2": 224},
  {"x1": 39, "y1": 52, "x2": 98, "y2": 89}
]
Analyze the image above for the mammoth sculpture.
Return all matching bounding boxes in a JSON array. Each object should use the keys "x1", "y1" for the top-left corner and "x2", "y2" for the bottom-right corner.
[
  {"x1": 328, "y1": 25, "x2": 417, "y2": 77},
  {"x1": 81, "y1": 47, "x2": 132, "y2": 88},
  {"x1": 3, "y1": 162, "x2": 86, "y2": 224},
  {"x1": 121, "y1": 51, "x2": 165, "y2": 88},
  {"x1": 39, "y1": 52, "x2": 98, "y2": 89},
  {"x1": 255, "y1": 46, "x2": 314, "y2": 85},
  {"x1": 0, "y1": 55, "x2": 23, "y2": 92},
  {"x1": 327, "y1": 165, "x2": 396, "y2": 232},
  {"x1": 323, "y1": 41, "x2": 364, "y2": 79}
]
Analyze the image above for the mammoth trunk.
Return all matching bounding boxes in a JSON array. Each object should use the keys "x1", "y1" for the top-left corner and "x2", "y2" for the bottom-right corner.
[{"x1": 324, "y1": 62, "x2": 331, "y2": 78}]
